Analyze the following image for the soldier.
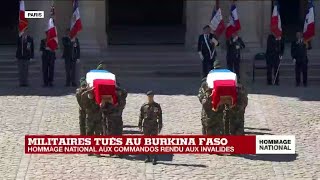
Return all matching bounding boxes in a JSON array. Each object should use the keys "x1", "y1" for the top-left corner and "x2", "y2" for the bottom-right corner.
[
  {"x1": 291, "y1": 32, "x2": 308, "y2": 87},
  {"x1": 62, "y1": 28, "x2": 80, "y2": 87},
  {"x1": 198, "y1": 60, "x2": 224, "y2": 135},
  {"x1": 40, "y1": 33, "x2": 56, "y2": 87},
  {"x1": 226, "y1": 32, "x2": 245, "y2": 80},
  {"x1": 101, "y1": 84, "x2": 127, "y2": 136},
  {"x1": 76, "y1": 77, "x2": 88, "y2": 135},
  {"x1": 16, "y1": 28, "x2": 34, "y2": 87},
  {"x1": 266, "y1": 32, "x2": 284, "y2": 85},
  {"x1": 138, "y1": 91, "x2": 162, "y2": 165},
  {"x1": 198, "y1": 25, "x2": 220, "y2": 78},
  {"x1": 81, "y1": 87, "x2": 102, "y2": 156},
  {"x1": 229, "y1": 83, "x2": 248, "y2": 135}
]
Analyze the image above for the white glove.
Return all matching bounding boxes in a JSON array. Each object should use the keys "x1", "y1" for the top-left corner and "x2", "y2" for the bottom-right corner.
[
  {"x1": 279, "y1": 56, "x2": 283, "y2": 60},
  {"x1": 293, "y1": 59, "x2": 296, "y2": 63},
  {"x1": 76, "y1": 59, "x2": 80, "y2": 63},
  {"x1": 198, "y1": 52, "x2": 204, "y2": 60},
  {"x1": 212, "y1": 38, "x2": 219, "y2": 46},
  {"x1": 233, "y1": 36, "x2": 238, "y2": 42}
]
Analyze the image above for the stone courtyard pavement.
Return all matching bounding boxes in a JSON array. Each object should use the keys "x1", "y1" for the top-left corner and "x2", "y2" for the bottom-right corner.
[{"x1": 0, "y1": 77, "x2": 319, "y2": 180}]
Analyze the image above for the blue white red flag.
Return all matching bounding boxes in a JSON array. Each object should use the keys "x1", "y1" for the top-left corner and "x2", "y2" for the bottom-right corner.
[
  {"x1": 70, "y1": 0, "x2": 82, "y2": 40},
  {"x1": 303, "y1": 0, "x2": 315, "y2": 42},
  {"x1": 46, "y1": 5, "x2": 58, "y2": 51},
  {"x1": 210, "y1": 8, "x2": 225, "y2": 37},
  {"x1": 225, "y1": 4, "x2": 241, "y2": 39},
  {"x1": 270, "y1": 1, "x2": 282, "y2": 38},
  {"x1": 19, "y1": 0, "x2": 28, "y2": 36}
]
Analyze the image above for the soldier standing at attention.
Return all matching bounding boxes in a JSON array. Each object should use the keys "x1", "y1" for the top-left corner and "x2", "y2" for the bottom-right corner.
[
  {"x1": 198, "y1": 25, "x2": 220, "y2": 78},
  {"x1": 62, "y1": 28, "x2": 80, "y2": 87},
  {"x1": 138, "y1": 91, "x2": 162, "y2": 165},
  {"x1": 40, "y1": 33, "x2": 56, "y2": 87},
  {"x1": 16, "y1": 28, "x2": 34, "y2": 87},
  {"x1": 291, "y1": 32, "x2": 309, "y2": 87},
  {"x1": 226, "y1": 32, "x2": 245, "y2": 80},
  {"x1": 76, "y1": 77, "x2": 88, "y2": 135},
  {"x1": 266, "y1": 32, "x2": 284, "y2": 85}
]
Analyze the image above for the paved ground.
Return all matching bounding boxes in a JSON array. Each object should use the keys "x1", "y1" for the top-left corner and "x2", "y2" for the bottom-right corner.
[{"x1": 0, "y1": 77, "x2": 319, "y2": 180}]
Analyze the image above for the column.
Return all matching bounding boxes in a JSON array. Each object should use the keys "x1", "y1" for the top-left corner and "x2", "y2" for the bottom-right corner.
[
  {"x1": 25, "y1": 0, "x2": 52, "y2": 51},
  {"x1": 77, "y1": 0, "x2": 107, "y2": 53},
  {"x1": 185, "y1": 0, "x2": 216, "y2": 49}
]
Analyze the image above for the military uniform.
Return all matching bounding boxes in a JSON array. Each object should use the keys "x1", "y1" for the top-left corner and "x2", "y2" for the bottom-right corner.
[
  {"x1": 266, "y1": 34, "x2": 284, "y2": 85},
  {"x1": 81, "y1": 89, "x2": 102, "y2": 136},
  {"x1": 101, "y1": 86, "x2": 127, "y2": 135},
  {"x1": 16, "y1": 34, "x2": 34, "y2": 86},
  {"x1": 139, "y1": 91, "x2": 162, "y2": 164},
  {"x1": 198, "y1": 79, "x2": 224, "y2": 135},
  {"x1": 229, "y1": 84, "x2": 248, "y2": 135},
  {"x1": 40, "y1": 39, "x2": 56, "y2": 87},
  {"x1": 291, "y1": 39, "x2": 308, "y2": 87},
  {"x1": 62, "y1": 35, "x2": 80, "y2": 87},
  {"x1": 76, "y1": 78, "x2": 88, "y2": 135},
  {"x1": 226, "y1": 36, "x2": 245, "y2": 80},
  {"x1": 198, "y1": 61, "x2": 224, "y2": 135}
]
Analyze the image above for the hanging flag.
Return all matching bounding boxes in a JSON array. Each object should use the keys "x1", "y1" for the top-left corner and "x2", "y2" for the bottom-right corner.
[
  {"x1": 70, "y1": 0, "x2": 82, "y2": 40},
  {"x1": 46, "y1": 5, "x2": 58, "y2": 51},
  {"x1": 303, "y1": 0, "x2": 315, "y2": 42},
  {"x1": 270, "y1": 1, "x2": 282, "y2": 38},
  {"x1": 225, "y1": 3, "x2": 241, "y2": 39},
  {"x1": 19, "y1": 0, "x2": 28, "y2": 36},
  {"x1": 210, "y1": 7, "x2": 225, "y2": 37}
]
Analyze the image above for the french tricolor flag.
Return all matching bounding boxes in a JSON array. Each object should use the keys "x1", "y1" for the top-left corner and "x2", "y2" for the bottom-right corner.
[
  {"x1": 207, "y1": 69, "x2": 238, "y2": 111},
  {"x1": 225, "y1": 4, "x2": 241, "y2": 39},
  {"x1": 86, "y1": 70, "x2": 117, "y2": 105},
  {"x1": 46, "y1": 5, "x2": 58, "y2": 51},
  {"x1": 270, "y1": 1, "x2": 282, "y2": 38},
  {"x1": 210, "y1": 8, "x2": 225, "y2": 37},
  {"x1": 19, "y1": 0, "x2": 28, "y2": 37},
  {"x1": 303, "y1": 0, "x2": 315, "y2": 42},
  {"x1": 70, "y1": 0, "x2": 82, "y2": 40}
]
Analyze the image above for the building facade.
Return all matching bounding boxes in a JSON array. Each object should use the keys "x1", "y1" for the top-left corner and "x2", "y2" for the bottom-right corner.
[{"x1": 6, "y1": 0, "x2": 320, "y2": 52}]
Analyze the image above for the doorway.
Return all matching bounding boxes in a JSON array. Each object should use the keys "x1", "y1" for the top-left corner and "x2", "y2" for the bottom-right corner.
[
  {"x1": 276, "y1": 0, "x2": 307, "y2": 42},
  {"x1": 0, "y1": 0, "x2": 19, "y2": 45},
  {"x1": 107, "y1": 0, "x2": 186, "y2": 45}
]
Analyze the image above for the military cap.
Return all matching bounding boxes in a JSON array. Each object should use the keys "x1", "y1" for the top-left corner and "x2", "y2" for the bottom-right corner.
[
  {"x1": 146, "y1": 91, "x2": 154, "y2": 96},
  {"x1": 213, "y1": 60, "x2": 221, "y2": 69}
]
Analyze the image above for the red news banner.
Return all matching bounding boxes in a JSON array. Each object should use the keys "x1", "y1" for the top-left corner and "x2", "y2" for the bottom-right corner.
[{"x1": 25, "y1": 135, "x2": 295, "y2": 155}]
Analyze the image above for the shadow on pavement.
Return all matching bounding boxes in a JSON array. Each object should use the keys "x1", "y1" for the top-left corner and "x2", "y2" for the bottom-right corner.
[
  {"x1": 233, "y1": 154, "x2": 298, "y2": 162},
  {"x1": 157, "y1": 162, "x2": 207, "y2": 168},
  {"x1": 249, "y1": 83, "x2": 320, "y2": 101},
  {"x1": 245, "y1": 131, "x2": 274, "y2": 135},
  {"x1": 123, "y1": 125, "x2": 139, "y2": 128},
  {"x1": 245, "y1": 127, "x2": 272, "y2": 131},
  {"x1": 123, "y1": 130, "x2": 142, "y2": 135}
]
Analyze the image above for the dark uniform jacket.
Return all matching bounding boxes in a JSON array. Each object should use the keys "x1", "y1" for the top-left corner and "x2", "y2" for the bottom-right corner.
[
  {"x1": 291, "y1": 40, "x2": 308, "y2": 64},
  {"x1": 139, "y1": 102, "x2": 162, "y2": 131},
  {"x1": 226, "y1": 37, "x2": 245, "y2": 61},
  {"x1": 266, "y1": 34, "x2": 284, "y2": 63},
  {"x1": 198, "y1": 33, "x2": 219, "y2": 60},
  {"x1": 16, "y1": 35, "x2": 34, "y2": 60},
  {"x1": 40, "y1": 39, "x2": 56, "y2": 60},
  {"x1": 62, "y1": 36, "x2": 80, "y2": 61}
]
